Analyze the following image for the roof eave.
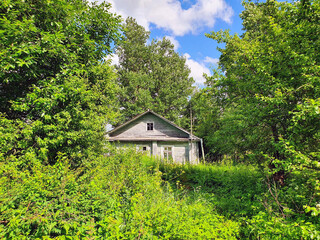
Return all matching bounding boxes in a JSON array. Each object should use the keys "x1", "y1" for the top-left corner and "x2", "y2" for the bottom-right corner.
[{"x1": 107, "y1": 137, "x2": 200, "y2": 142}]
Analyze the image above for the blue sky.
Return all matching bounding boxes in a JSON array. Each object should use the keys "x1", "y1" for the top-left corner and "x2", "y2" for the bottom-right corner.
[{"x1": 108, "y1": 0, "x2": 245, "y2": 86}]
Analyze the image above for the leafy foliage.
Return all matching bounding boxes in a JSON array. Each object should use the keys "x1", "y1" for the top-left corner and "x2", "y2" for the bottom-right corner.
[
  {"x1": 0, "y1": 0, "x2": 121, "y2": 165},
  {"x1": 1, "y1": 0, "x2": 320, "y2": 238},
  {"x1": 159, "y1": 160, "x2": 265, "y2": 217},
  {"x1": 204, "y1": 0, "x2": 320, "y2": 164}
]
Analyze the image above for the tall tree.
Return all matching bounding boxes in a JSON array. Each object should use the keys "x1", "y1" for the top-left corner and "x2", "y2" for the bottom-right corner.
[
  {"x1": 116, "y1": 18, "x2": 194, "y2": 126},
  {"x1": 0, "y1": 0, "x2": 122, "y2": 165},
  {"x1": 205, "y1": 0, "x2": 320, "y2": 178}
]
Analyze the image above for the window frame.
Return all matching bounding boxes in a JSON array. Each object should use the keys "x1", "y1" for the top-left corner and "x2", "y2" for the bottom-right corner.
[
  {"x1": 163, "y1": 146, "x2": 173, "y2": 161},
  {"x1": 137, "y1": 145, "x2": 149, "y2": 153},
  {"x1": 146, "y1": 122, "x2": 154, "y2": 131}
]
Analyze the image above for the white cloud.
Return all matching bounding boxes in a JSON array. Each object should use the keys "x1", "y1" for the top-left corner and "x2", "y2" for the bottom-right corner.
[
  {"x1": 204, "y1": 56, "x2": 219, "y2": 65},
  {"x1": 108, "y1": 0, "x2": 233, "y2": 36},
  {"x1": 184, "y1": 53, "x2": 211, "y2": 86}
]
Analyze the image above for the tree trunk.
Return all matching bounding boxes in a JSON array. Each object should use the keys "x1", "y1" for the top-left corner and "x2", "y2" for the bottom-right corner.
[{"x1": 269, "y1": 124, "x2": 285, "y2": 186}]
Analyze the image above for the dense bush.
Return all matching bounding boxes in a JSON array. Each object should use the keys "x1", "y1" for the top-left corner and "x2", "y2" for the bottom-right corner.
[
  {"x1": 0, "y1": 147, "x2": 239, "y2": 239},
  {"x1": 159, "y1": 160, "x2": 320, "y2": 239},
  {"x1": 159, "y1": 160, "x2": 265, "y2": 218},
  {"x1": 1, "y1": 145, "x2": 319, "y2": 239}
]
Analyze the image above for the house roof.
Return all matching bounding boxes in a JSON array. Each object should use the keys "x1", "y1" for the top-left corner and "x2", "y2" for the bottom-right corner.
[{"x1": 107, "y1": 110, "x2": 201, "y2": 141}]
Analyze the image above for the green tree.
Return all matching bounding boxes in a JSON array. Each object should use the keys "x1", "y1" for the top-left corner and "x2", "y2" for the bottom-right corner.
[
  {"x1": 189, "y1": 70, "x2": 254, "y2": 162},
  {"x1": 116, "y1": 17, "x2": 194, "y2": 126},
  {"x1": 204, "y1": 0, "x2": 320, "y2": 218},
  {"x1": 187, "y1": 87, "x2": 220, "y2": 161},
  {"x1": 206, "y1": 0, "x2": 320, "y2": 166},
  {"x1": 0, "y1": 0, "x2": 122, "y2": 165}
]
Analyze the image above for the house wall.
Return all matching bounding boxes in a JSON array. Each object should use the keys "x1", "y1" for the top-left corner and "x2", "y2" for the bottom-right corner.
[
  {"x1": 189, "y1": 141, "x2": 199, "y2": 164},
  {"x1": 109, "y1": 113, "x2": 189, "y2": 139},
  {"x1": 113, "y1": 141, "x2": 152, "y2": 156},
  {"x1": 158, "y1": 141, "x2": 189, "y2": 164},
  {"x1": 111, "y1": 140, "x2": 199, "y2": 164}
]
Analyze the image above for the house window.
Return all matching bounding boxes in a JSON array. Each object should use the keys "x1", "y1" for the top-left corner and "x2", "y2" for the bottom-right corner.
[
  {"x1": 137, "y1": 145, "x2": 148, "y2": 152},
  {"x1": 163, "y1": 146, "x2": 173, "y2": 160},
  {"x1": 147, "y1": 122, "x2": 154, "y2": 131}
]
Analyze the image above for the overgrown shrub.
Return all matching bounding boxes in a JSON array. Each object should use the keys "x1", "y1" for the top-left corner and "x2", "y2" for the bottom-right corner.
[
  {"x1": 242, "y1": 211, "x2": 320, "y2": 239},
  {"x1": 159, "y1": 161, "x2": 265, "y2": 218},
  {"x1": 159, "y1": 160, "x2": 320, "y2": 239},
  {"x1": 0, "y1": 147, "x2": 239, "y2": 239}
]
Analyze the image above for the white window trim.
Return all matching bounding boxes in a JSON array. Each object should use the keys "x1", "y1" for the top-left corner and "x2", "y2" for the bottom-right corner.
[{"x1": 162, "y1": 145, "x2": 174, "y2": 161}]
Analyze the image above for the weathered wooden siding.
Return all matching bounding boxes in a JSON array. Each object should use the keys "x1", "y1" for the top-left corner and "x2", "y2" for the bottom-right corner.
[
  {"x1": 112, "y1": 141, "x2": 196, "y2": 164},
  {"x1": 189, "y1": 142, "x2": 199, "y2": 164},
  {"x1": 158, "y1": 142, "x2": 189, "y2": 164},
  {"x1": 113, "y1": 141, "x2": 152, "y2": 156},
  {"x1": 109, "y1": 113, "x2": 189, "y2": 139}
]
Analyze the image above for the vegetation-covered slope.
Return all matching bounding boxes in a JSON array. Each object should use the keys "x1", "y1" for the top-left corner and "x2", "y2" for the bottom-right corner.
[{"x1": 160, "y1": 161, "x2": 320, "y2": 239}]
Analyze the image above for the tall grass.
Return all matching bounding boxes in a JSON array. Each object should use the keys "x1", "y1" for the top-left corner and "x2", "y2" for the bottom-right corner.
[
  {"x1": 158, "y1": 159, "x2": 320, "y2": 239},
  {"x1": 2, "y1": 147, "x2": 318, "y2": 239},
  {"x1": 159, "y1": 160, "x2": 265, "y2": 219},
  {"x1": 0, "y1": 147, "x2": 239, "y2": 239}
]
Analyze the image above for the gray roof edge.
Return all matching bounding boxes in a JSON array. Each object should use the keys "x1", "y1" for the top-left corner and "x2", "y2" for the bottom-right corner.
[
  {"x1": 107, "y1": 137, "x2": 199, "y2": 142},
  {"x1": 107, "y1": 110, "x2": 150, "y2": 135},
  {"x1": 107, "y1": 110, "x2": 201, "y2": 140}
]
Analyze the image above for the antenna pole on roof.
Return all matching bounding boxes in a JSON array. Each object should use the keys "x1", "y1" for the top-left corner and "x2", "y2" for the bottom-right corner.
[
  {"x1": 190, "y1": 103, "x2": 192, "y2": 137},
  {"x1": 190, "y1": 102, "x2": 193, "y2": 163}
]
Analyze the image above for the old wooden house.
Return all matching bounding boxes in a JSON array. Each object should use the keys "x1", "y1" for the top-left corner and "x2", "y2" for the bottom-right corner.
[{"x1": 106, "y1": 110, "x2": 204, "y2": 164}]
